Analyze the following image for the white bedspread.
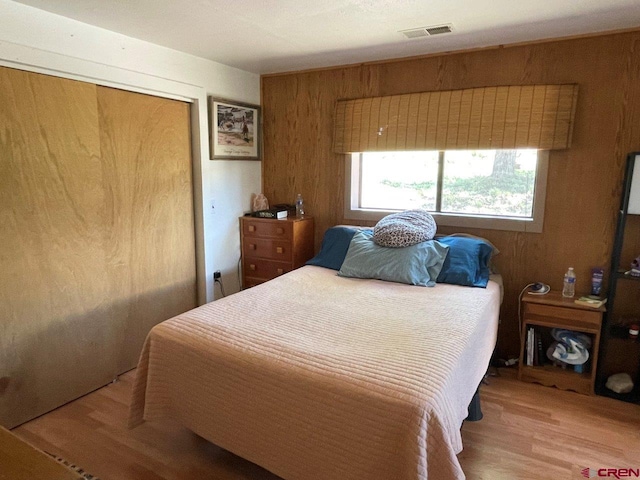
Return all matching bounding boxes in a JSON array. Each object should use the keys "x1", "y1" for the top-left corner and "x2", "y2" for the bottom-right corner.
[{"x1": 130, "y1": 266, "x2": 500, "y2": 480}]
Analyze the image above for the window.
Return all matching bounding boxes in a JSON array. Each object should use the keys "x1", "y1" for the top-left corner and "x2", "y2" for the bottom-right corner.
[{"x1": 346, "y1": 149, "x2": 548, "y2": 232}]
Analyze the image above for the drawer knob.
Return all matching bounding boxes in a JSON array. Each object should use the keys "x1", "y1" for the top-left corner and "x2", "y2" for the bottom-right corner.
[
  {"x1": 248, "y1": 225, "x2": 255, "y2": 232},
  {"x1": 249, "y1": 244, "x2": 256, "y2": 250},
  {"x1": 277, "y1": 268, "x2": 284, "y2": 275},
  {"x1": 276, "y1": 246, "x2": 284, "y2": 254},
  {"x1": 249, "y1": 264, "x2": 256, "y2": 271},
  {"x1": 276, "y1": 227, "x2": 284, "y2": 234}
]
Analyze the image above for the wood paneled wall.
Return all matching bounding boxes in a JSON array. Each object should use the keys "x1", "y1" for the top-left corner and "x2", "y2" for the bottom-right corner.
[
  {"x1": 0, "y1": 68, "x2": 196, "y2": 428},
  {"x1": 261, "y1": 31, "x2": 640, "y2": 358}
]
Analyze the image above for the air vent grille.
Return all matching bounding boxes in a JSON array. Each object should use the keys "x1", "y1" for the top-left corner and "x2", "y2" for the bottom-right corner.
[
  {"x1": 400, "y1": 24, "x2": 454, "y2": 39},
  {"x1": 426, "y1": 24, "x2": 453, "y2": 35}
]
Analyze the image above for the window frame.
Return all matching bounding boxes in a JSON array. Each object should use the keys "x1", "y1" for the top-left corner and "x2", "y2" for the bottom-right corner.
[{"x1": 344, "y1": 150, "x2": 549, "y2": 233}]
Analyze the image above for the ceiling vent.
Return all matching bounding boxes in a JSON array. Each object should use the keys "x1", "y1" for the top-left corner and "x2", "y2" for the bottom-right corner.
[{"x1": 400, "y1": 24, "x2": 454, "y2": 39}]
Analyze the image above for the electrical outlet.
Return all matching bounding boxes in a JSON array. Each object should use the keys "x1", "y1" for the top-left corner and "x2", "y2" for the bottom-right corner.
[{"x1": 213, "y1": 270, "x2": 221, "y2": 279}]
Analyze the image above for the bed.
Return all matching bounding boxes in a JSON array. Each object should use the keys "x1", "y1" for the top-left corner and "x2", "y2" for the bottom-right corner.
[{"x1": 129, "y1": 263, "x2": 500, "y2": 480}]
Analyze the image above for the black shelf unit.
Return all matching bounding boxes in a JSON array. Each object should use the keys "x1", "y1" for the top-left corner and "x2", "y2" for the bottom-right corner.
[
  {"x1": 596, "y1": 152, "x2": 640, "y2": 404},
  {"x1": 615, "y1": 270, "x2": 640, "y2": 281}
]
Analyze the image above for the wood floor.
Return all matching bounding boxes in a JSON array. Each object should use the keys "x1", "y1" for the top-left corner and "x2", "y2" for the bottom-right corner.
[{"x1": 11, "y1": 368, "x2": 640, "y2": 480}]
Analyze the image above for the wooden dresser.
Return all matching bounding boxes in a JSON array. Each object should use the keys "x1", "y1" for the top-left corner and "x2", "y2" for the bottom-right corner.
[{"x1": 240, "y1": 216, "x2": 315, "y2": 288}]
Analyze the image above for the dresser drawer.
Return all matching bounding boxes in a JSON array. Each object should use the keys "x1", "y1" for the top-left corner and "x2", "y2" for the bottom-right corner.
[
  {"x1": 243, "y1": 258, "x2": 291, "y2": 280},
  {"x1": 243, "y1": 237, "x2": 293, "y2": 261},
  {"x1": 243, "y1": 277, "x2": 268, "y2": 288},
  {"x1": 242, "y1": 219, "x2": 292, "y2": 239},
  {"x1": 524, "y1": 302, "x2": 602, "y2": 331}
]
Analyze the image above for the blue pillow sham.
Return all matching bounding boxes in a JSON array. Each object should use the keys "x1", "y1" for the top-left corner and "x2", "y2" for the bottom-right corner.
[
  {"x1": 436, "y1": 236, "x2": 493, "y2": 287},
  {"x1": 338, "y1": 231, "x2": 449, "y2": 287},
  {"x1": 306, "y1": 226, "x2": 373, "y2": 270}
]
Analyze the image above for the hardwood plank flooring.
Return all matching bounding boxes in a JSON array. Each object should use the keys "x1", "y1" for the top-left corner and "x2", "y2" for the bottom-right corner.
[{"x1": 11, "y1": 369, "x2": 640, "y2": 480}]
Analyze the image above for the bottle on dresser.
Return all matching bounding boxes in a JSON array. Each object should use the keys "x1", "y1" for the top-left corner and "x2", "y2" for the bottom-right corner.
[
  {"x1": 562, "y1": 267, "x2": 576, "y2": 298},
  {"x1": 295, "y1": 194, "x2": 305, "y2": 217}
]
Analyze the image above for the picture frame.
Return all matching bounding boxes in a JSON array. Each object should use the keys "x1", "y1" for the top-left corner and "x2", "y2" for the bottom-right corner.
[{"x1": 209, "y1": 97, "x2": 261, "y2": 160}]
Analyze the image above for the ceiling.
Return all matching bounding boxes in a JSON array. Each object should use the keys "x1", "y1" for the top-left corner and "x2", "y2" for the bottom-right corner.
[{"x1": 13, "y1": 0, "x2": 640, "y2": 74}]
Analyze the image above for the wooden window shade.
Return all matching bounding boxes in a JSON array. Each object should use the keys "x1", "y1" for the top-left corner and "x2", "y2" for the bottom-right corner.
[{"x1": 333, "y1": 84, "x2": 579, "y2": 153}]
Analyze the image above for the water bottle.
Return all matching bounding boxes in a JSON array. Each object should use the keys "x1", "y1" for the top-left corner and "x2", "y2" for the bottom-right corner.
[
  {"x1": 562, "y1": 267, "x2": 576, "y2": 298},
  {"x1": 295, "y1": 194, "x2": 305, "y2": 217}
]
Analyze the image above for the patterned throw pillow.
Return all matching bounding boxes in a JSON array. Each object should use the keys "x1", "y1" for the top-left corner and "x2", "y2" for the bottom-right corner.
[{"x1": 373, "y1": 209, "x2": 437, "y2": 248}]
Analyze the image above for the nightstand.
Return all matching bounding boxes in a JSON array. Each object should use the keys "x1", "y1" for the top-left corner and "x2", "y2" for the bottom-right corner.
[
  {"x1": 518, "y1": 291, "x2": 604, "y2": 395},
  {"x1": 240, "y1": 216, "x2": 314, "y2": 288}
]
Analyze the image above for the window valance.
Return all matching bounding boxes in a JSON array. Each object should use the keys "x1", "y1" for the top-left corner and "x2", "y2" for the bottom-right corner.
[{"x1": 333, "y1": 84, "x2": 579, "y2": 153}]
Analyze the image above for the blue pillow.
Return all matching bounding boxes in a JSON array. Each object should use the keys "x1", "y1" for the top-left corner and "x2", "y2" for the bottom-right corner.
[
  {"x1": 436, "y1": 236, "x2": 493, "y2": 287},
  {"x1": 338, "y1": 231, "x2": 449, "y2": 286},
  {"x1": 306, "y1": 227, "x2": 373, "y2": 270}
]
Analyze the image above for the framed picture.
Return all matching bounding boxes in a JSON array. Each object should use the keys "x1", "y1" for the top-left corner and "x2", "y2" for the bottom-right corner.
[{"x1": 209, "y1": 97, "x2": 261, "y2": 160}]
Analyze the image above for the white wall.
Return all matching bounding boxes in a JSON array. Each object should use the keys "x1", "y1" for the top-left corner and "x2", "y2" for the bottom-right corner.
[{"x1": 0, "y1": 0, "x2": 261, "y2": 303}]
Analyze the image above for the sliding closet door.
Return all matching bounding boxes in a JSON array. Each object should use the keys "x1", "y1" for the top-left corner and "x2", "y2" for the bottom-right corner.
[
  {"x1": 97, "y1": 86, "x2": 196, "y2": 372},
  {"x1": 0, "y1": 67, "x2": 114, "y2": 427},
  {"x1": 0, "y1": 67, "x2": 196, "y2": 428}
]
